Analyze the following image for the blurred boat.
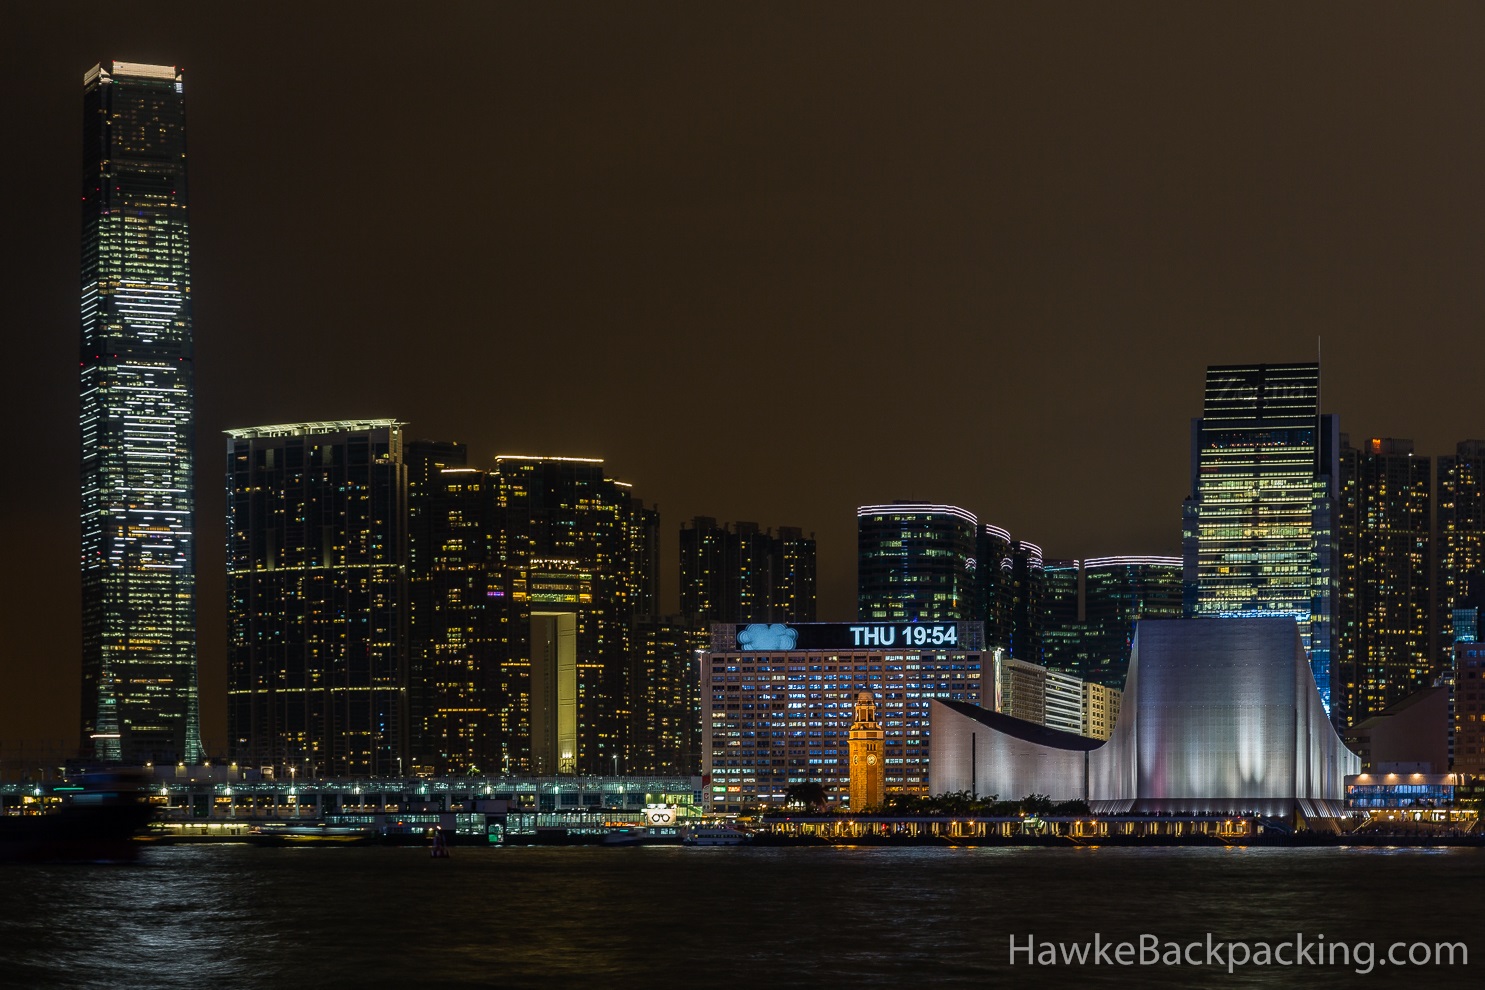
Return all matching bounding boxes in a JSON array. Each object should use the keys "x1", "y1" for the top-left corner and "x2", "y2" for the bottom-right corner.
[{"x1": 0, "y1": 769, "x2": 155, "y2": 863}]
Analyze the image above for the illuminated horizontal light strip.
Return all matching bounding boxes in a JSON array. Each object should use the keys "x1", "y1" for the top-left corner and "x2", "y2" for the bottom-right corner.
[
  {"x1": 225, "y1": 420, "x2": 402, "y2": 439},
  {"x1": 856, "y1": 503, "x2": 977, "y2": 527},
  {"x1": 495, "y1": 454, "x2": 604, "y2": 463},
  {"x1": 103, "y1": 61, "x2": 180, "y2": 81},
  {"x1": 982, "y1": 523, "x2": 1011, "y2": 542},
  {"x1": 1084, "y1": 556, "x2": 1183, "y2": 569}
]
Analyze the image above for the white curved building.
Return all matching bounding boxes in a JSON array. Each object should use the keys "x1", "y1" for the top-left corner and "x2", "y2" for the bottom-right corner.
[{"x1": 930, "y1": 618, "x2": 1360, "y2": 818}]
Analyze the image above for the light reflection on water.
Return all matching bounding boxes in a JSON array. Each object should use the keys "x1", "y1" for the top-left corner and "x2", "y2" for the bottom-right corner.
[{"x1": 1, "y1": 845, "x2": 1479, "y2": 989}]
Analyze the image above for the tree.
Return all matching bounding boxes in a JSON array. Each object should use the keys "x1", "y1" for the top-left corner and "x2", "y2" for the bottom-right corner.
[{"x1": 785, "y1": 780, "x2": 828, "y2": 812}]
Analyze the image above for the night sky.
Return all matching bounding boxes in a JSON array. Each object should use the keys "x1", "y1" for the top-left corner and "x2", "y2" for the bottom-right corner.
[{"x1": 5, "y1": 2, "x2": 1485, "y2": 755}]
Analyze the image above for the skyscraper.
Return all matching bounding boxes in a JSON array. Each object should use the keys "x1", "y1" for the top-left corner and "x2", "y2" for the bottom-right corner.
[
  {"x1": 1335, "y1": 437, "x2": 1432, "y2": 728},
  {"x1": 1437, "y1": 440, "x2": 1485, "y2": 660},
  {"x1": 1041, "y1": 556, "x2": 1182, "y2": 688},
  {"x1": 857, "y1": 502, "x2": 978, "y2": 621},
  {"x1": 1182, "y1": 362, "x2": 1339, "y2": 712},
  {"x1": 489, "y1": 455, "x2": 650, "y2": 774},
  {"x1": 80, "y1": 61, "x2": 200, "y2": 764},
  {"x1": 225, "y1": 421, "x2": 409, "y2": 777},
  {"x1": 1079, "y1": 556, "x2": 1183, "y2": 687}
]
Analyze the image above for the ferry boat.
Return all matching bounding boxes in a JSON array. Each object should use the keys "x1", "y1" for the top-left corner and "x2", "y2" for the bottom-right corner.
[
  {"x1": 681, "y1": 825, "x2": 750, "y2": 846},
  {"x1": 0, "y1": 770, "x2": 155, "y2": 863}
]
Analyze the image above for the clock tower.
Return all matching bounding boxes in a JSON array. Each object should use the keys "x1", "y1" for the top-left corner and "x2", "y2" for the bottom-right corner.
[{"x1": 848, "y1": 691, "x2": 886, "y2": 811}]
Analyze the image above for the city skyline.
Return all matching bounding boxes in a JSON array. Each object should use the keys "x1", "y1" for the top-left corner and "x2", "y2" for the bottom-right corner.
[{"x1": 7, "y1": 5, "x2": 1485, "y2": 754}]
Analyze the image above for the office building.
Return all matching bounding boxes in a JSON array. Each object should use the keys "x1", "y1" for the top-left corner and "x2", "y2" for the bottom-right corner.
[
  {"x1": 1039, "y1": 556, "x2": 1183, "y2": 689},
  {"x1": 1040, "y1": 559, "x2": 1082, "y2": 672},
  {"x1": 857, "y1": 503, "x2": 977, "y2": 621},
  {"x1": 679, "y1": 518, "x2": 816, "y2": 624},
  {"x1": 1078, "y1": 556, "x2": 1183, "y2": 687},
  {"x1": 977, "y1": 524, "x2": 1016, "y2": 650},
  {"x1": 1182, "y1": 362, "x2": 1339, "y2": 712},
  {"x1": 225, "y1": 421, "x2": 409, "y2": 777},
  {"x1": 80, "y1": 61, "x2": 201, "y2": 765},
  {"x1": 1334, "y1": 437, "x2": 1433, "y2": 728},
  {"x1": 701, "y1": 620, "x2": 987, "y2": 812}
]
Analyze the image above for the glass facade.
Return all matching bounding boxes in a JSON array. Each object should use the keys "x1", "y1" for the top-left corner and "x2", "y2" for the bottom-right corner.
[
  {"x1": 1182, "y1": 363, "x2": 1338, "y2": 713},
  {"x1": 857, "y1": 503, "x2": 978, "y2": 621},
  {"x1": 225, "y1": 421, "x2": 408, "y2": 778},
  {"x1": 80, "y1": 61, "x2": 201, "y2": 764}
]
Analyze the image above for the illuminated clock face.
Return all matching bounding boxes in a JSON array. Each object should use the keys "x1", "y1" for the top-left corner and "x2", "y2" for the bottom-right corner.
[{"x1": 866, "y1": 754, "x2": 877, "y2": 766}]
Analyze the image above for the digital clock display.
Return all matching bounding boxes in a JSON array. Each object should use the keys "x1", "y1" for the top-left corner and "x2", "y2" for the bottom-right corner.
[
  {"x1": 726, "y1": 621, "x2": 980, "y2": 652},
  {"x1": 848, "y1": 623, "x2": 958, "y2": 648}
]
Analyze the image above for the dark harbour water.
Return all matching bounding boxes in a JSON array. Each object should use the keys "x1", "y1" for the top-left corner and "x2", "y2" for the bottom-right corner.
[{"x1": 1, "y1": 845, "x2": 1479, "y2": 990}]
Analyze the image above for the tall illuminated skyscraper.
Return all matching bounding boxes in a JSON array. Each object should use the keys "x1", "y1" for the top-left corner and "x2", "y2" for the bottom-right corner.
[
  {"x1": 1437, "y1": 440, "x2": 1485, "y2": 661},
  {"x1": 226, "y1": 421, "x2": 409, "y2": 777},
  {"x1": 1181, "y1": 362, "x2": 1339, "y2": 713},
  {"x1": 1334, "y1": 437, "x2": 1432, "y2": 728},
  {"x1": 80, "y1": 61, "x2": 200, "y2": 764}
]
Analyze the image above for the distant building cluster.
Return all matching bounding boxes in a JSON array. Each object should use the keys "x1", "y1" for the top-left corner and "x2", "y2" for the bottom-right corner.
[{"x1": 223, "y1": 422, "x2": 816, "y2": 780}]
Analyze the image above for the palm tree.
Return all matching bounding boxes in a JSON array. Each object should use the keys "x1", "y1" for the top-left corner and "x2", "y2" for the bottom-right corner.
[{"x1": 785, "y1": 780, "x2": 828, "y2": 812}]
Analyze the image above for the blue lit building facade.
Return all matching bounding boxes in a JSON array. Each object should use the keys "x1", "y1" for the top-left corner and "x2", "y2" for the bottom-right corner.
[
  {"x1": 1182, "y1": 363, "x2": 1339, "y2": 714},
  {"x1": 80, "y1": 61, "x2": 201, "y2": 764}
]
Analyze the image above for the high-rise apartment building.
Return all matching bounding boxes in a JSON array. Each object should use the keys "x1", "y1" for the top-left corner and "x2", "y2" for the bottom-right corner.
[
  {"x1": 1335, "y1": 437, "x2": 1433, "y2": 728},
  {"x1": 489, "y1": 455, "x2": 653, "y2": 775},
  {"x1": 679, "y1": 518, "x2": 817, "y2": 624},
  {"x1": 225, "y1": 421, "x2": 408, "y2": 777},
  {"x1": 1437, "y1": 441, "x2": 1485, "y2": 660},
  {"x1": 857, "y1": 503, "x2": 978, "y2": 621},
  {"x1": 80, "y1": 61, "x2": 201, "y2": 764},
  {"x1": 1182, "y1": 362, "x2": 1339, "y2": 712}
]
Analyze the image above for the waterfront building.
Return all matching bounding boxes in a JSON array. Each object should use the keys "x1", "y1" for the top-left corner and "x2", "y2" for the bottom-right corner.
[
  {"x1": 1454, "y1": 642, "x2": 1485, "y2": 774},
  {"x1": 857, "y1": 503, "x2": 978, "y2": 621},
  {"x1": 931, "y1": 618, "x2": 1360, "y2": 817},
  {"x1": 679, "y1": 518, "x2": 816, "y2": 624},
  {"x1": 847, "y1": 692, "x2": 886, "y2": 811},
  {"x1": 1437, "y1": 441, "x2": 1485, "y2": 661},
  {"x1": 1182, "y1": 362, "x2": 1339, "y2": 713},
  {"x1": 225, "y1": 420, "x2": 409, "y2": 777},
  {"x1": 1342, "y1": 686, "x2": 1449, "y2": 773},
  {"x1": 1334, "y1": 437, "x2": 1433, "y2": 728},
  {"x1": 701, "y1": 621, "x2": 987, "y2": 812},
  {"x1": 80, "y1": 61, "x2": 201, "y2": 764}
]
